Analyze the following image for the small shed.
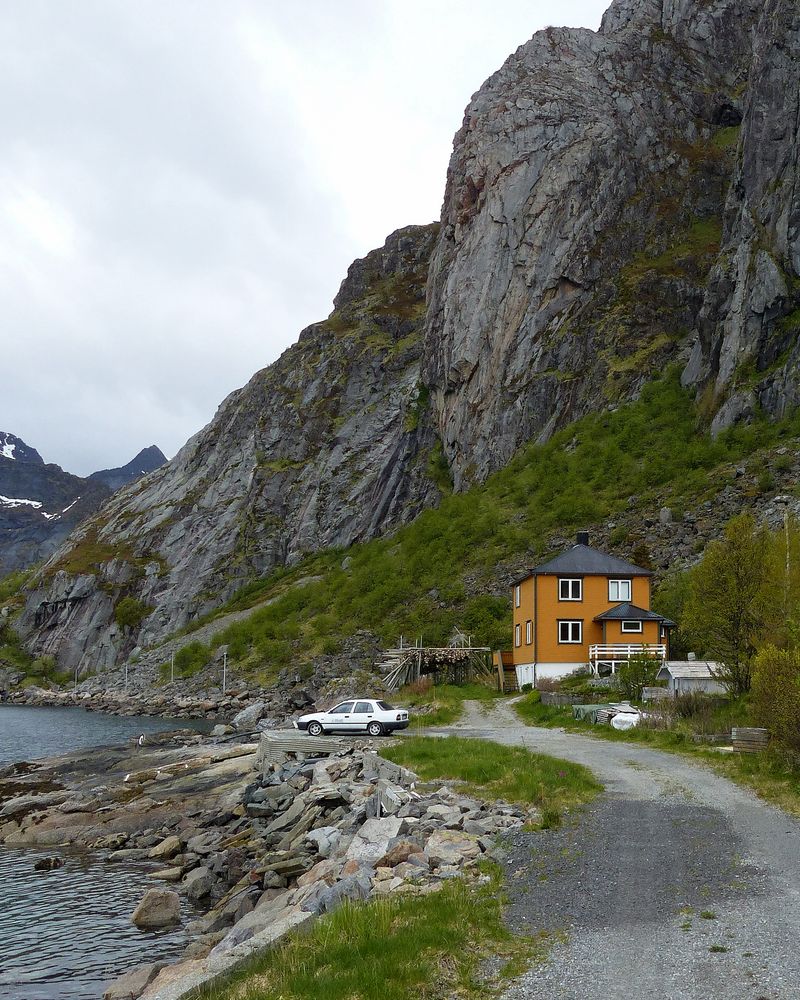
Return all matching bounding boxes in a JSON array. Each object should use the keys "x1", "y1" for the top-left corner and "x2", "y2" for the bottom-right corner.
[{"x1": 656, "y1": 661, "x2": 726, "y2": 696}]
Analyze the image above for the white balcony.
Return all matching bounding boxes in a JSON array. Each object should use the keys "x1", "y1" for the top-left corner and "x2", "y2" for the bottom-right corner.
[{"x1": 588, "y1": 644, "x2": 667, "y2": 675}]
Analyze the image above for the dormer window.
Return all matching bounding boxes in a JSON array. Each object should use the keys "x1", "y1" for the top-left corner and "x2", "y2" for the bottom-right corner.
[
  {"x1": 609, "y1": 579, "x2": 631, "y2": 602},
  {"x1": 559, "y1": 578, "x2": 582, "y2": 601}
]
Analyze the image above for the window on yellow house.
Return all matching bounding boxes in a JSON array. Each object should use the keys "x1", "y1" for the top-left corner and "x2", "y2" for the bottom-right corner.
[
  {"x1": 515, "y1": 623, "x2": 521, "y2": 647},
  {"x1": 525, "y1": 620, "x2": 532, "y2": 644},
  {"x1": 558, "y1": 620, "x2": 582, "y2": 643},
  {"x1": 559, "y1": 578, "x2": 582, "y2": 600},
  {"x1": 608, "y1": 579, "x2": 631, "y2": 601}
]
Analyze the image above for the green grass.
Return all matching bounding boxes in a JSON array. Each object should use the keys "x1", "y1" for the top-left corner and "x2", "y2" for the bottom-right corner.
[
  {"x1": 196, "y1": 870, "x2": 547, "y2": 1000},
  {"x1": 381, "y1": 736, "x2": 601, "y2": 817},
  {"x1": 159, "y1": 369, "x2": 800, "y2": 678}
]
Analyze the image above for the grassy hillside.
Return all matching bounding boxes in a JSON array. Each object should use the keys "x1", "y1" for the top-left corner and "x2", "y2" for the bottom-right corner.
[{"x1": 166, "y1": 369, "x2": 800, "y2": 680}]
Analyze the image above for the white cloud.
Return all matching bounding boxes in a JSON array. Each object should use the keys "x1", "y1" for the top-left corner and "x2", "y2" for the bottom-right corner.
[{"x1": 0, "y1": 0, "x2": 608, "y2": 476}]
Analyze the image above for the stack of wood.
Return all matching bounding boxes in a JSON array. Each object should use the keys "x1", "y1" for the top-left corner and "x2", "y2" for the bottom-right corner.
[{"x1": 380, "y1": 637, "x2": 492, "y2": 690}]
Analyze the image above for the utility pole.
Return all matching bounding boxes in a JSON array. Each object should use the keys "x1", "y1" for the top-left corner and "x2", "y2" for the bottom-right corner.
[
  {"x1": 222, "y1": 650, "x2": 228, "y2": 694},
  {"x1": 786, "y1": 508, "x2": 791, "y2": 613},
  {"x1": 124, "y1": 662, "x2": 128, "y2": 692},
  {"x1": 170, "y1": 652, "x2": 175, "y2": 685}
]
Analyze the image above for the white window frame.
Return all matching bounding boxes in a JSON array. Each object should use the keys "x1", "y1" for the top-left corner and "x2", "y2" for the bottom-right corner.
[
  {"x1": 514, "y1": 584, "x2": 521, "y2": 608},
  {"x1": 525, "y1": 620, "x2": 532, "y2": 645},
  {"x1": 608, "y1": 578, "x2": 632, "y2": 602},
  {"x1": 621, "y1": 620, "x2": 643, "y2": 633},
  {"x1": 558, "y1": 578, "x2": 582, "y2": 601},
  {"x1": 515, "y1": 623, "x2": 521, "y2": 647},
  {"x1": 558, "y1": 620, "x2": 582, "y2": 644}
]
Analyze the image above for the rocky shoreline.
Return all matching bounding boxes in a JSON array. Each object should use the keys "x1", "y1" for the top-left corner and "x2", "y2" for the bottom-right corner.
[{"x1": 0, "y1": 726, "x2": 534, "y2": 1000}]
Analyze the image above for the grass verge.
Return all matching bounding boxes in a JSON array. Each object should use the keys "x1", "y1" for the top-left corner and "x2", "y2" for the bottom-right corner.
[
  {"x1": 514, "y1": 693, "x2": 800, "y2": 816},
  {"x1": 381, "y1": 735, "x2": 601, "y2": 825},
  {"x1": 195, "y1": 868, "x2": 548, "y2": 1000}
]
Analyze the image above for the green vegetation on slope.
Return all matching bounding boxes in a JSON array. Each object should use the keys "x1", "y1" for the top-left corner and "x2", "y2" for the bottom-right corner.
[{"x1": 167, "y1": 369, "x2": 800, "y2": 677}]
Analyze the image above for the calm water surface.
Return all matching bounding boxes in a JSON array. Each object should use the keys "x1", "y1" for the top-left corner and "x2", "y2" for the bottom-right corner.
[
  {"x1": 0, "y1": 702, "x2": 207, "y2": 767},
  {"x1": 0, "y1": 705, "x2": 208, "y2": 999}
]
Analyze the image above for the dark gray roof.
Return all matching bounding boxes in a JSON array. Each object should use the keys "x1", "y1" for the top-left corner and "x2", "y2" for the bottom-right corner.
[
  {"x1": 531, "y1": 544, "x2": 653, "y2": 577},
  {"x1": 593, "y1": 602, "x2": 675, "y2": 626}
]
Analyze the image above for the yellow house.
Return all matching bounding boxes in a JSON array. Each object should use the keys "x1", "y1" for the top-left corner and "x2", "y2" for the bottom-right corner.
[{"x1": 510, "y1": 532, "x2": 674, "y2": 686}]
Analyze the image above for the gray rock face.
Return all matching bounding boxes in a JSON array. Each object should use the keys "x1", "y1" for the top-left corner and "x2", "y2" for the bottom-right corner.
[
  {"x1": 682, "y1": 0, "x2": 800, "y2": 429},
  {"x1": 20, "y1": 225, "x2": 440, "y2": 670},
  {"x1": 424, "y1": 0, "x2": 760, "y2": 488},
  {"x1": 16, "y1": 0, "x2": 800, "y2": 670}
]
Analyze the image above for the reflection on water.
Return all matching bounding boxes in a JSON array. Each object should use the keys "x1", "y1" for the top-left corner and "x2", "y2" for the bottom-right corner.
[{"x1": 0, "y1": 846, "x2": 195, "y2": 1000}]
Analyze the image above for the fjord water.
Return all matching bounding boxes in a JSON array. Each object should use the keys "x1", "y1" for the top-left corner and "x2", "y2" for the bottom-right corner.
[
  {"x1": 0, "y1": 846, "x2": 194, "y2": 999},
  {"x1": 0, "y1": 705, "x2": 204, "y2": 999},
  {"x1": 0, "y1": 702, "x2": 209, "y2": 766}
]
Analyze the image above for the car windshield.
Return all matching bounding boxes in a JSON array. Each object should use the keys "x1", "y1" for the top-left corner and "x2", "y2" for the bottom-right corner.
[{"x1": 376, "y1": 701, "x2": 394, "y2": 711}]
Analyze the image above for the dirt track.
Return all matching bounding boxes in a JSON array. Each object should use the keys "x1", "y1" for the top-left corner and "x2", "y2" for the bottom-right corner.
[{"x1": 438, "y1": 700, "x2": 799, "y2": 1000}]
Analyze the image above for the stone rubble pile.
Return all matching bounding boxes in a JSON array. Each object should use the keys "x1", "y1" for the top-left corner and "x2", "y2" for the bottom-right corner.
[{"x1": 107, "y1": 747, "x2": 531, "y2": 1000}]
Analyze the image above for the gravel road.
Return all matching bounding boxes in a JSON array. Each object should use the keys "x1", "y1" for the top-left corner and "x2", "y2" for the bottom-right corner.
[{"x1": 438, "y1": 700, "x2": 800, "y2": 1000}]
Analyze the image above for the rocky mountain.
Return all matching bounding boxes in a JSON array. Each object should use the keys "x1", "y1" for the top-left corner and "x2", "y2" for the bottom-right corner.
[
  {"x1": 15, "y1": 0, "x2": 800, "y2": 674},
  {"x1": 0, "y1": 435, "x2": 165, "y2": 577},
  {"x1": 89, "y1": 445, "x2": 167, "y2": 492}
]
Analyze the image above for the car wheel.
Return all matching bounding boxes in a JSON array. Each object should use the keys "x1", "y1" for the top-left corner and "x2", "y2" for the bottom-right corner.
[
  {"x1": 367, "y1": 721, "x2": 385, "y2": 737},
  {"x1": 307, "y1": 720, "x2": 324, "y2": 737}
]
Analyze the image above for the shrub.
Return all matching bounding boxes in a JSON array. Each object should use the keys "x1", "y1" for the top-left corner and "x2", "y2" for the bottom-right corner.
[
  {"x1": 172, "y1": 641, "x2": 210, "y2": 677},
  {"x1": 617, "y1": 654, "x2": 660, "y2": 702},
  {"x1": 752, "y1": 645, "x2": 800, "y2": 758},
  {"x1": 114, "y1": 596, "x2": 152, "y2": 630}
]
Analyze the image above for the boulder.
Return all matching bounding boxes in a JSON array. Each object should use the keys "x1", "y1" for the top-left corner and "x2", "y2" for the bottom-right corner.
[
  {"x1": 310, "y1": 872, "x2": 372, "y2": 914},
  {"x1": 102, "y1": 961, "x2": 163, "y2": 1000},
  {"x1": 376, "y1": 839, "x2": 420, "y2": 868},
  {"x1": 345, "y1": 817, "x2": 403, "y2": 863},
  {"x1": 149, "y1": 834, "x2": 182, "y2": 859},
  {"x1": 131, "y1": 888, "x2": 181, "y2": 930},
  {"x1": 425, "y1": 831, "x2": 482, "y2": 867},
  {"x1": 232, "y1": 702, "x2": 266, "y2": 731},
  {"x1": 184, "y1": 866, "x2": 215, "y2": 901}
]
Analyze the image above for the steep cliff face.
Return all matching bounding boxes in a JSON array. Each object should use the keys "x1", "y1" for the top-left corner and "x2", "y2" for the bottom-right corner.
[
  {"x1": 21, "y1": 225, "x2": 441, "y2": 670},
  {"x1": 15, "y1": 0, "x2": 800, "y2": 672},
  {"x1": 424, "y1": 0, "x2": 761, "y2": 486},
  {"x1": 683, "y1": 0, "x2": 800, "y2": 430}
]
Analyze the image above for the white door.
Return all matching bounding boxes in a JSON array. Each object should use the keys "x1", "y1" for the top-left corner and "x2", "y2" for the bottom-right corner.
[
  {"x1": 327, "y1": 701, "x2": 355, "y2": 731},
  {"x1": 351, "y1": 701, "x2": 375, "y2": 732}
]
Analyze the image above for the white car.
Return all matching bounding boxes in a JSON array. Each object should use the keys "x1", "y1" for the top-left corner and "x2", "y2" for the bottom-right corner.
[{"x1": 294, "y1": 698, "x2": 409, "y2": 737}]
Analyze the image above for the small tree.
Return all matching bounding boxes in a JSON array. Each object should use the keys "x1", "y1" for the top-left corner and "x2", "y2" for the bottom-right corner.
[
  {"x1": 683, "y1": 513, "x2": 769, "y2": 696},
  {"x1": 752, "y1": 645, "x2": 800, "y2": 758},
  {"x1": 618, "y1": 653, "x2": 660, "y2": 702}
]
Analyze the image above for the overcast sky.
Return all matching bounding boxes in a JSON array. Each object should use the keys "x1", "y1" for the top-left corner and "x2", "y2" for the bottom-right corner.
[{"x1": 1, "y1": 0, "x2": 608, "y2": 477}]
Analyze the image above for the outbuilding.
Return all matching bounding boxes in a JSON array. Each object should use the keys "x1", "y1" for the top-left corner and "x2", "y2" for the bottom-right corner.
[{"x1": 656, "y1": 661, "x2": 726, "y2": 696}]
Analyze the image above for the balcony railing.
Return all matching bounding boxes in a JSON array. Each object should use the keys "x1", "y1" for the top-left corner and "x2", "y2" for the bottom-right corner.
[
  {"x1": 588, "y1": 643, "x2": 666, "y2": 676},
  {"x1": 589, "y1": 643, "x2": 666, "y2": 662}
]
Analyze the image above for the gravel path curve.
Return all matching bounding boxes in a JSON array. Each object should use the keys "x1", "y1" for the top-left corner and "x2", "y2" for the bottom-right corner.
[{"x1": 436, "y1": 700, "x2": 800, "y2": 1000}]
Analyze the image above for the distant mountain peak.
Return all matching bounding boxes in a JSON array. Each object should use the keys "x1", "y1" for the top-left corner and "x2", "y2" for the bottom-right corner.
[
  {"x1": 0, "y1": 432, "x2": 44, "y2": 465},
  {"x1": 89, "y1": 445, "x2": 167, "y2": 492}
]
